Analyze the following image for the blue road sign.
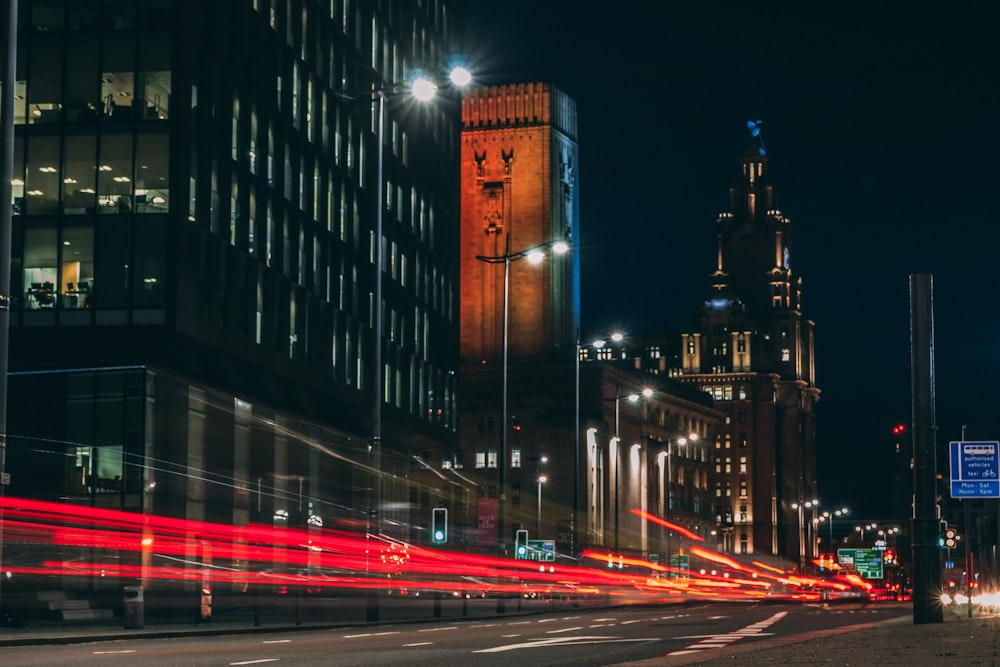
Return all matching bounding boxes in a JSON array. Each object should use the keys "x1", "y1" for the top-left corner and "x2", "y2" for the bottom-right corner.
[{"x1": 950, "y1": 441, "x2": 1000, "y2": 498}]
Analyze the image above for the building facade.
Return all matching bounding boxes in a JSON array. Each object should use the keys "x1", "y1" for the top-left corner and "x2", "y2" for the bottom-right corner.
[
  {"x1": 6, "y1": 0, "x2": 464, "y2": 588},
  {"x1": 674, "y1": 134, "x2": 820, "y2": 562}
]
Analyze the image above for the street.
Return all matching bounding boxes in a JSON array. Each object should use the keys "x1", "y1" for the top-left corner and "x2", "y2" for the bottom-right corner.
[{"x1": 1, "y1": 602, "x2": 908, "y2": 666}]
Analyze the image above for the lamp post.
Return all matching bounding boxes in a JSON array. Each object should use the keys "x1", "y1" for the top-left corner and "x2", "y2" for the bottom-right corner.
[
  {"x1": 537, "y1": 474, "x2": 547, "y2": 535},
  {"x1": 574, "y1": 332, "x2": 623, "y2": 558},
  {"x1": 0, "y1": 0, "x2": 17, "y2": 619},
  {"x1": 825, "y1": 507, "x2": 849, "y2": 551},
  {"x1": 611, "y1": 386, "x2": 650, "y2": 553},
  {"x1": 350, "y1": 63, "x2": 471, "y2": 623},
  {"x1": 792, "y1": 499, "x2": 817, "y2": 571},
  {"x1": 475, "y1": 239, "x2": 569, "y2": 554}
]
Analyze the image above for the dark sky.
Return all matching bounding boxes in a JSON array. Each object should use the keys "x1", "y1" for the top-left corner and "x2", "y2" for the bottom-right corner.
[{"x1": 460, "y1": 2, "x2": 1000, "y2": 518}]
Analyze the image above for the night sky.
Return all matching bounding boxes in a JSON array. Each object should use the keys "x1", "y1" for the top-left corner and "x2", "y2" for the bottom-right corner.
[{"x1": 461, "y1": 2, "x2": 1000, "y2": 518}]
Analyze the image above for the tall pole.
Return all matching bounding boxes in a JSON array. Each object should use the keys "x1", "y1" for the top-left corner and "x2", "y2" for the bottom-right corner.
[
  {"x1": 910, "y1": 273, "x2": 943, "y2": 624},
  {"x1": 366, "y1": 86, "x2": 385, "y2": 624},
  {"x1": 665, "y1": 443, "x2": 672, "y2": 568},
  {"x1": 496, "y1": 238, "x2": 510, "y2": 613},
  {"x1": 614, "y1": 391, "x2": 620, "y2": 553},
  {"x1": 573, "y1": 337, "x2": 579, "y2": 559},
  {"x1": 0, "y1": 0, "x2": 19, "y2": 618}
]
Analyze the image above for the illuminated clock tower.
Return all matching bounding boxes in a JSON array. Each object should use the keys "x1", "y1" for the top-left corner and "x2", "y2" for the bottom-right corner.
[{"x1": 677, "y1": 123, "x2": 820, "y2": 563}]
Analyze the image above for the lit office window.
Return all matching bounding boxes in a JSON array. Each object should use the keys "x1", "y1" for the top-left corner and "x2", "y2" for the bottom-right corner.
[
  {"x1": 511, "y1": 449, "x2": 521, "y2": 469},
  {"x1": 487, "y1": 449, "x2": 498, "y2": 469}
]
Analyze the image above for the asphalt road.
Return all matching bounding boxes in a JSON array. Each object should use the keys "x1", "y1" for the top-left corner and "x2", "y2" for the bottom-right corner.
[{"x1": 1, "y1": 602, "x2": 908, "y2": 666}]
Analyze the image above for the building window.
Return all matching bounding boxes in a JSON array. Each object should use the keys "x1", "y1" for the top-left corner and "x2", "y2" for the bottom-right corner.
[
  {"x1": 740, "y1": 534, "x2": 748, "y2": 554},
  {"x1": 725, "y1": 482, "x2": 732, "y2": 497},
  {"x1": 715, "y1": 482, "x2": 722, "y2": 498},
  {"x1": 511, "y1": 448, "x2": 521, "y2": 469},
  {"x1": 487, "y1": 449, "x2": 498, "y2": 469},
  {"x1": 724, "y1": 457, "x2": 731, "y2": 473},
  {"x1": 475, "y1": 450, "x2": 485, "y2": 469},
  {"x1": 739, "y1": 505, "x2": 748, "y2": 523},
  {"x1": 739, "y1": 480, "x2": 747, "y2": 497},
  {"x1": 442, "y1": 450, "x2": 452, "y2": 469},
  {"x1": 737, "y1": 384, "x2": 747, "y2": 400},
  {"x1": 781, "y1": 348, "x2": 790, "y2": 362},
  {"x1": 714, "y1": 457, "x2": 721, "y2": 473},
  {"x1": 739, "y1": 433, "x2": 748, "y2": 448},
  {"x1": 738, "y1": 408, "x2": 747, "y2": 424},
  {"x1": 739, "y1": 456, "x2": 747, "y2": 473},
  {"x1": 724, "y1": 434, "x2": 732, "y2": 449},
  {"x1": 454, "y1": 450, "x2": 464, "y2": 470}
]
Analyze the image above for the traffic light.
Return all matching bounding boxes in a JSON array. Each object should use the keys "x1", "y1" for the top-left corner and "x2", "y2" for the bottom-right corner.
[
  {"x1": 432, "y1": 508, "x2": 447, "y2": 543},
  {"x1": 944, "y1": 527, "x2": 957, "y2": 549},
  {"x1": 515, "y1": 529, "x2": 528, "y2": 558}
]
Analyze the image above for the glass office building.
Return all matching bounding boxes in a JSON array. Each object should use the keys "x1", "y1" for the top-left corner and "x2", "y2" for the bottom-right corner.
[{"x1": 5, "y1": 0, "x2": 463, "y2": 573}]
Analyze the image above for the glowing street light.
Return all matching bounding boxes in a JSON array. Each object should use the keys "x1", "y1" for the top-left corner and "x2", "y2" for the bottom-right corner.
[
  {"x1": 475, "y1": 238, "x2": 570, "y2": 561},
  {"x1": 339, "y1": 63, "x2": 472, "y2": 623}
]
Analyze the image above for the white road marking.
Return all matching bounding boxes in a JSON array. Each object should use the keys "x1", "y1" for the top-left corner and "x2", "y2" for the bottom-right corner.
[
  {"x1": 502, "y1": 634, "x2": 522, "y2": 638},
  {"x1": 230, "y1": 660, "x2": 280, "y2": 666},
  {"x1": 403, "y1": 642, "x2": 433, "y2": 647},
  {"x1": 262, "y1": 640, "x2": 291, "y2": 644},
  {"x1": 667, "y1": 611, "x2": 786, "y2": 656},
  {"x1": 343, "y1": 633, "x2": 371, "y2": 638},
  {"x1": 418, "y1": 625, "x2": 457, "y2": 632},
  {"x1": 374, "y1": 631, "x2": 400, "y2": 636},
  {"x1": 546, "y1": 626, "x2": 584, "y2": 633},
  {"x1": 93, "y1": 650, "x2": 137, "y2": 654},
  {"x1": 475, "y1": 636, "x2": 658, "y2": 653}
]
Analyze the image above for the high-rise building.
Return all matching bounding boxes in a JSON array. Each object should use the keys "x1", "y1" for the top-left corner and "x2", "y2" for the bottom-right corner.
[
  {"x1": 673, "y1": 128, "x2": 820, "y2": 561},
  {"x1": 5, "y1": 0, "x2": 464, "y2": 581}
]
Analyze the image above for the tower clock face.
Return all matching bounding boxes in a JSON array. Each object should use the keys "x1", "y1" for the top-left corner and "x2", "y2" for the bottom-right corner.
[{"x1": 783, "y1": 246, "x2": 790, "y2": 269}]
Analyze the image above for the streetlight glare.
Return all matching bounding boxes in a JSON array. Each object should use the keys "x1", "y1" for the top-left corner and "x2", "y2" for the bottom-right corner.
[
  {"x1": 526, "y1": 250, "x2": 545, "y2": 263},
  {"x1": 410, "y1": 75, "x2": 438, "y2": 101},
  {"x1": 449, "y1": 65, "x2": 473, "y2": 88},
  {"x1": 611, "y1": 332, "x2": 624, "y2": 342},
  {"x1": 551, "y1": 241, "x2": 569, "y2": 254},
  {"x1": 538, "y1": 475, "x2": 548, "y2": 484},
  {"x1": 641, "y1": 388, "x2": 653, "y2": 398}
]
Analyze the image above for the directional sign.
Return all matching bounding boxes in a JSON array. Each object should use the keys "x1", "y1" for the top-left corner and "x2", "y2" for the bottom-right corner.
[
  {"x1": 950, "y1": 441, "x2": 1000, "y2": 498},
  {"x1": 525, "y1": 539, "x2": 555, "y2": 562},
  {"x1": 836, "y1": 548, "x2": 884, "y2": 579}
]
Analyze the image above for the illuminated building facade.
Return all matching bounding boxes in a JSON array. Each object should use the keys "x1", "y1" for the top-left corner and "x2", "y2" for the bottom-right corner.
[
  {"x1": 5, "y1": 0, "x2": 463, "y2": 586},
  {"x1": 674, "y1": 133, "x2": 820, "y2": 562}
]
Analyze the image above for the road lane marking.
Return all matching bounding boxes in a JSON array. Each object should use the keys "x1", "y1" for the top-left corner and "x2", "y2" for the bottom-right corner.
[
  {"x1": 344, "y1": 633, "x2": 371, "y2": 638},
  {"x1": 667, "y1": 611, "x2": 787, "y2": 656},
  {"x1": 418, "y1": 626, "x2": 457, "y2": 632},
  {"x1": 230, "y1": 660, "x2": 280, "y2": 665},
  {"x1": 475, "y1": 636, "x2": 657, "y2": 653},
  {"x1": 262, "y1": 640, "x2": 291, "y2": 644},
  {"x1": 93, "y1": 650, "x2": 137, "y2": 654},
  {"x1": 403, "y1": 642, "x2": 433, "y2": 647},
  {"x1": 546, "y1": 626, "x2": 584, "y2": 633},
  {"x1": 374, "y1": 631, "x2": 400, "y2": 636}
]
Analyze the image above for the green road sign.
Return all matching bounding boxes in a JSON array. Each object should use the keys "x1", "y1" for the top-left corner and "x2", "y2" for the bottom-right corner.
[
  {"x1": 523, "y1": 539, "x2": 555, "y2": 562},
  {"x1": 836, "y1": 548, "x2": 884, "y2": 579}
]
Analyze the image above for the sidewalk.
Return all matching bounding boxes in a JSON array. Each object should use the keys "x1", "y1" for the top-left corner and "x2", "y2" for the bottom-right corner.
[{"x1": 626, "y1": 603, "x2": 1000, "y2": 666}]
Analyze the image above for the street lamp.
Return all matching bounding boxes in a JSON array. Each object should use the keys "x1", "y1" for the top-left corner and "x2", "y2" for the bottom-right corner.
[
  {"x1": 346, "y1": 63, "x2": 471, "y2": 622},
  {"x1": 792, "y1": 499, "x2": 818, "y2": 570},
  {"x1": 824, "y1": 507, "x2": 849, "y2": 551},
  {"x1": 610, "y1": 386, "x2": 651, "y2": 552},
  {"x1": 537, "y1": 474, "x2": 547, "y2": 535},
  {"x1": 475, "y1": 238, "x2": 569, "y2": 557},
  {"x1": 574, "y1": 331, "x2": 624, "y2": 558}
]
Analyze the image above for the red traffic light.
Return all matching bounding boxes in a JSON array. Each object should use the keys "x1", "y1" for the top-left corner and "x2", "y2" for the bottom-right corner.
[{"x1": 892, "y1": 424, "x2": 906, "y2": 435}]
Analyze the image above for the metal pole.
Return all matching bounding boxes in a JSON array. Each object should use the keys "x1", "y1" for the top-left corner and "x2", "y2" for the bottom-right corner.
[
  {"x1": 0, "y1": 0, "x2": 19, "y2": 618},
  {"x1": 910, "y1": 273, "x2": 943, "y2": 624},
  {"x1": 496, "y1": 239, "x2": 509, "y2": 614},
  {"x1": 665, "y1": 443, "x2": 671, "y2": 569},
  {"x1": 614, "y1": 391, "x2": 620, "y2": 553},
  {"x1": 962, "y1": 425, "x2": 972, "y2": 618},
  {"x1": 573, "y1": 337, "x2": 579, "y2": 558},
  {"x1": 366, "y1": 86, "x2": 385, "y2": 624},
  {"x1": 537, "y1": 477, "x2": 542, "y2": 535}
]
